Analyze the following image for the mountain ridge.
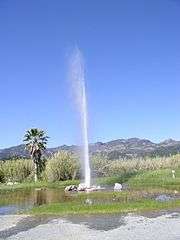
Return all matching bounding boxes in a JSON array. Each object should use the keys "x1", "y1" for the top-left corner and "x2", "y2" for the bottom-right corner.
[{"x1": 1, "y1": 138, "x2": 180, "y2": 160}]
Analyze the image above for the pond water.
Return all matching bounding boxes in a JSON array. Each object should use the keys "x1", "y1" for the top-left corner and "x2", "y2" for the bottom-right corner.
[
  {"x1": 0, "y1": 188, "x2": 68, "y2": 215},
  {"x1": 0, "y1": 187, "x2": 179, "y2": 215}
]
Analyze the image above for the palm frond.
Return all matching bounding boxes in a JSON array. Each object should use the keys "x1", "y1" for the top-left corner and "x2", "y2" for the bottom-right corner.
[{"x1": 23, "y1": 128, "x2": 49, "y2": 154}]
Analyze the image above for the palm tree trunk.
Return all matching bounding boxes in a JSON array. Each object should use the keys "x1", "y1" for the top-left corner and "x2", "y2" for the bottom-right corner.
[
  {"x1": 31, "y1": 154, "x2": 38, "y2": 182},
  {"x1": 34, "y1": 163, "x2": 38, "y2": 182}
]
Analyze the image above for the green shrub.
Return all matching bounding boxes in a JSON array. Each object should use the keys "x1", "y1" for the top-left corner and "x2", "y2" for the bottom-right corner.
[
  {"x1": 0, "y1": 159, "x2": 33, "y2": 183},
  {"x1": 45, "y1": 151, "x2": 80, "y2": 182}
]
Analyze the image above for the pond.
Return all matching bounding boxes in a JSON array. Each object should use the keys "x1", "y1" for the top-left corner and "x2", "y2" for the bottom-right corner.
[
  {"x1": 0, "y1": 187, "x2": 179, "y2": 215},
  {"x1": 0, "y1": 188, "x2": 68, "y2": 215}
]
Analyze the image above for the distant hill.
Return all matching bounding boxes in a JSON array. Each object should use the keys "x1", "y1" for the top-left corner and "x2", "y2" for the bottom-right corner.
[{"x1": 1, "y1": 138, "x2": 180, "y2": 160}]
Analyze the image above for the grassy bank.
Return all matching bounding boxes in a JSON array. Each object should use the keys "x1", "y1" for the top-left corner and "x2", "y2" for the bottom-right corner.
[
  {"x1": 128, "y1": 168, "x2": 180, "y2": 190},
  {"x1": 30, "y1": 198, "x2": 180, "y2": 216}
]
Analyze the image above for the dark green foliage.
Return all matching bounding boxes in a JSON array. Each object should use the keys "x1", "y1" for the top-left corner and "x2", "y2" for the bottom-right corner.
[{"x1": 23, "y1": 128, "x2": 49, "y2": 181}]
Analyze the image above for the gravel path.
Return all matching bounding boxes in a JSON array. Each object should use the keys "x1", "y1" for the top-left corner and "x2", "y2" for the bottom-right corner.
[
  {"x1": 0, "y1": 215, "x2": 27, "y2": 232},
  {"x1": 0, "y1": 213, "x2": 180, "y2": 240}
]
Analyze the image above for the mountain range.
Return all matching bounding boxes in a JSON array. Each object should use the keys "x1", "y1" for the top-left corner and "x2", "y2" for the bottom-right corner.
[{"x1": 1, "y1": 138, "x2": 180, "y2": 160}]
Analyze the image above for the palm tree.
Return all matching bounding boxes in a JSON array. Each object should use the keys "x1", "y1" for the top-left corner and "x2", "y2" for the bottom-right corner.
[{"x1": 23, "y1": 128, "x2": 49, "y2": 182}]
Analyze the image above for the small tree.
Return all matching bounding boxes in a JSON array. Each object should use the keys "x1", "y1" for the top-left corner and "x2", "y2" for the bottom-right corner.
[{"x1": 23, "y1": 128, "x2": 49, "y2": 182}]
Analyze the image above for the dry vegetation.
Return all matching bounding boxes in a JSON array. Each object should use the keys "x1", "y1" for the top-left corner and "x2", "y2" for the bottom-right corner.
[{"x1": 0, "y1": 152, "x2": 180, "y2": 183}]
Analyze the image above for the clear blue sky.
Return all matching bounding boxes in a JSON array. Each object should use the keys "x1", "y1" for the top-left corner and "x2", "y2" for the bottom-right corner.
[{"x1": 0, "y1": 0, "x2": 180, "y2": 148}]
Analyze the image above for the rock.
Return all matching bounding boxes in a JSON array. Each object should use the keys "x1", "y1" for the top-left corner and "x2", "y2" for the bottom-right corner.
[
  {"x1": 155, "y1": 194, "x2": 174, "y2": 202},
  {"x1": 86, "y1": 186, "x2": 97, "y2": 192},
  {"x1": 6, "y1": 182, "x2": 13, "y2": 186},
  {"x1": 64, "y1": 185, "x2": 77, "y2": 192},
  {"x1": 85, "y1": 198, "x2": 93, "y2": 205},
  {"x1": 172, "y1": 170, "x2": 176, "y2": 179},
  {"x1": 6, "y1": 181, "x2": 19, "y2": 186},
  {"x1": 122, "y1": 183, "x2": 129, "y2": 190},
  {"x1": 114, "y1": 183, "x2": 122, "y2": 191},
  {"x1": 35, "y1": 188, "x2": 45, "y2": 191},
  {"x1": 77, "y1": 183, "x2": 87, "y2": 191}
]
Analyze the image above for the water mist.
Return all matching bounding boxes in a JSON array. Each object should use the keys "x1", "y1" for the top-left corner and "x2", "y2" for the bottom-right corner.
[{"x1": 69, "y1": 48, "x2": 91, "y2": 188}]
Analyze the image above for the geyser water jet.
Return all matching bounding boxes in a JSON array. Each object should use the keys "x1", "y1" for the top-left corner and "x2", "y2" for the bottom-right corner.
[{"x1": 69, "y1": 48, "x2": 91, "y2": 188}]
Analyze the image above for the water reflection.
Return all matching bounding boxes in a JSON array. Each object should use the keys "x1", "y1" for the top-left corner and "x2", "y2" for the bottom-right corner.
[
  {"x1": 34, "y1": 188, "x2": 71, "y2": 206},
  {"x1": 0, "y1": 188, "x2": 67, "y2": 214},
  {"x1": 35, "y1": 189, "x2": 47, "y2": 206}
]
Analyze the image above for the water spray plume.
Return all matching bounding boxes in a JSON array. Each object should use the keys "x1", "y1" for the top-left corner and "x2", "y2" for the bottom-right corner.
[{"x1": 69, "y1": 48, "x2": 91, "y2": 188}]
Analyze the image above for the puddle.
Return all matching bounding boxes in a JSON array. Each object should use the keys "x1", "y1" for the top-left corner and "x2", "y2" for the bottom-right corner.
[
  {"x1": 64, "y1": 214, "x2": 127, "y2": 231},
  {"x1": 155, "y1": 194, "x2": 175, "y2": 202},
  {"x1": 0, "y1": 206, "x2": 18, "y2": 215}
]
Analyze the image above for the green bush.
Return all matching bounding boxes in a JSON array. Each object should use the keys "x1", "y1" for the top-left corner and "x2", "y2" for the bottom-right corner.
[
  {"x1": 45, "y1": 151, "x2": 80, "y2": 182},
  {"x1": 0, "y1": 159, "x2": 33, "y2": 183}
]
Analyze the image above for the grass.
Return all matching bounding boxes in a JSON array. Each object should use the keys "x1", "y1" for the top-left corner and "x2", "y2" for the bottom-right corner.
[
  {"x1": 30, "y1": 198, "x2": 180, "y2": 216},
  {"x1": 128, "y1": 168, "x2": 180, "y2": 190},
  {"x1": 96, "y1": 172, "x2": 137, "y2": 186}
]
